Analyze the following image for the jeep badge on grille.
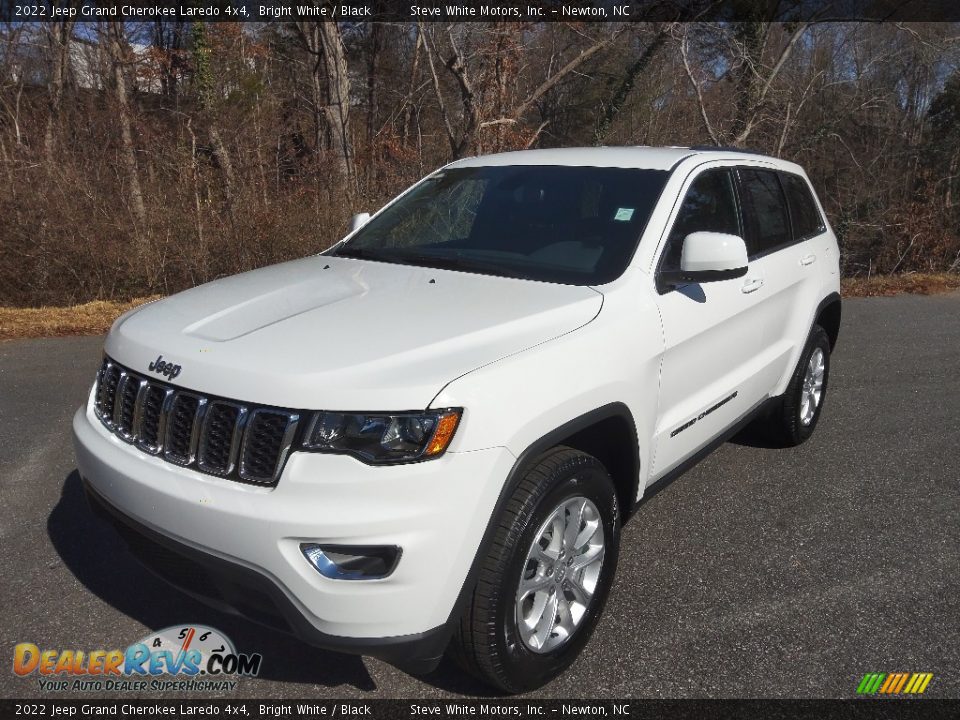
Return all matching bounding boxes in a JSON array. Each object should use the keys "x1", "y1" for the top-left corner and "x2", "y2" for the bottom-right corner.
[{"x1": 148, "y1": 354, "x2": 182, "y2": 380}]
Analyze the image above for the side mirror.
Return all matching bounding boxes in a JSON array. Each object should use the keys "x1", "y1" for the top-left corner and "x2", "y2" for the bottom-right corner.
[
  {"x1": 348, "y1": 212, "x2": 371, "y2": 233},
  {"x1": 660, "y1": 232, "x2": 749, "y2": 289}
]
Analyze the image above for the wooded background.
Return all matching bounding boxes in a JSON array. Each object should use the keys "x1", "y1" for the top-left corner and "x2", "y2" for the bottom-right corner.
[{"x1": 2, "y1": 19, "x2": 959, "y2": 306}]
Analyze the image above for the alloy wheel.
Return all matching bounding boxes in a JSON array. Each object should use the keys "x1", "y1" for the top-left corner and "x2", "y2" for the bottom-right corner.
[{"x1": 515, "y1": 496, "x2": 605, "y2": 654}]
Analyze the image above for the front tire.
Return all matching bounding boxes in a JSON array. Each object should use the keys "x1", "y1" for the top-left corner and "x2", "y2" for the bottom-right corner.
[{"x1": 450, "y1": 447, "x2": 621, "y2": 693}]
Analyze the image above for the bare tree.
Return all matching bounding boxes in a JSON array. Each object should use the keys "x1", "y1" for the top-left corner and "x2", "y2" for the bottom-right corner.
[
  {"x1": 595, "y1": 26, "x2": 669, "y2": 144},
  {"x1": 425, "y1": 24, "x2": 619, "y2": 158},
  {"x1": 2, "y1": 20, "x2": 960, "y2": 307},
  {"x1": 0, "y1": 23, "x2": 26, "y2": 157},
  {"x1": 105, "y1": 21, "x2": 147, "y2": 243},
  {"x1": 295, "y1": 20, "x2": 355, "y2": 190},
  {"x1": 43, "y1": 15, "x2": 75, "y2": 162}
]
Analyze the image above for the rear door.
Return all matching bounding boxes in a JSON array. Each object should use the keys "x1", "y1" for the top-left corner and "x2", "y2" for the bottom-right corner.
[
  {"x1": 736, "y1": 168, "x2": 825, "y2": 393},
  {"x1": 650, "y1": 167, "x2": 769, "y2": 478}
]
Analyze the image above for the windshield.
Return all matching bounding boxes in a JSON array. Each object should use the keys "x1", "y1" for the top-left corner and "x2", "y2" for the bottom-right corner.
[{"x1": 333, "y1": 165, "x2": 669, "y2": 284}]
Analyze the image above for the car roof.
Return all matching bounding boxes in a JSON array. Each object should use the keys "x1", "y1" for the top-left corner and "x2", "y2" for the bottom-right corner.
[{"x1": 447, "y1": 146, "x2": 795, "y2": 172}]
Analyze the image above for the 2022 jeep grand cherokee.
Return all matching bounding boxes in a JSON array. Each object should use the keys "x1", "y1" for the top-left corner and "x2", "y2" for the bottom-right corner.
[{"x1": 74, "y1": 146, "x2": 840, "y2": 692}]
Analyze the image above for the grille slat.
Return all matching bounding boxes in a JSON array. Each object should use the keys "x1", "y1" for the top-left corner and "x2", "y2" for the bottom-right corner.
[
  {"x1": 198, "y1": 402, "x2": 245, "y2": 476},
  {"x1": 240, "y1": 410, "x2": 299, "y2": 484},
  {"x1": 164, "y1": 393, "x2": 201, "y2": 465},
  {"x1": 95, "y1": 362, "x2": 122, "y2": 425},
  {"x1": 93, "y1": 358, "x2": 295, "y2": 486},
  {"x1": 135, "y1": 385, "x2": 172, "y2": 455},
  {"x1": 115, "y1": 376, "x2": 146, "y2": 442}
]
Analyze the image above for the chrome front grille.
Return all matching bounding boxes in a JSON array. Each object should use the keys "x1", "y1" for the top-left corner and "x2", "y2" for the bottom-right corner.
[{"x1": 94, "y1": 358, "x2": 298, "y2": 485}]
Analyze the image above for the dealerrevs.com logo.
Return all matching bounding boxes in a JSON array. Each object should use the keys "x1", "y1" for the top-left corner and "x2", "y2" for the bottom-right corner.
[{"x1": 13, "y1": 625, "x2": 262, "y2": 692}]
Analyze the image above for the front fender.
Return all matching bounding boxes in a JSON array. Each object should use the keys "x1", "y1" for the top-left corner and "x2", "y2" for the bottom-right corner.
[{"x1": 430, "y1": 274, "x2": 664, "y2": 501}]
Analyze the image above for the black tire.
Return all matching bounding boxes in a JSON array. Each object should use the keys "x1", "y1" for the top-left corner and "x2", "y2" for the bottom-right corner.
[
  {"x1": 450, "y1": 447, "x2": 621, "y2": 693},
  {"x1": 772, "y1": 324, "x2": 831, "y2": 446}
]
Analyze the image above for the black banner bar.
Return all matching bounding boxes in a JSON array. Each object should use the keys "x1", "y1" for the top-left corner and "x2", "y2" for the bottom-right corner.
[
  {"x1": 2, "y1": 699, "x2": 960, "y2": 720},
  {"x1": 4, "y1": 0, "x2": 960, "y2": 23}
]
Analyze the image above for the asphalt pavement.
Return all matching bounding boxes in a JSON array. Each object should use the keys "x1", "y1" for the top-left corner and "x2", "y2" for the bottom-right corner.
[{"x1": 1, "y1": 292, "x2": 958, "y2": 700}]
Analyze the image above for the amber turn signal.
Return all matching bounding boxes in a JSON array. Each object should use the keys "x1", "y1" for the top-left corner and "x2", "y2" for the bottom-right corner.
[{"x1": 425, "y1": 410, "x2": 461, "y2": 457}]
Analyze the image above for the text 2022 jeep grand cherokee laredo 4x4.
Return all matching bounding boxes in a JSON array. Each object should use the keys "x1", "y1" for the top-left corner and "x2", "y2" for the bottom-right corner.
[{"x1": 74, "y1": 147, "x2": 840, "y2": 692}]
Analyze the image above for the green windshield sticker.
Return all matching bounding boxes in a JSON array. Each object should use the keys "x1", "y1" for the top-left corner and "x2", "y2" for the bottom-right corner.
[{"x1": 614, "y1": 208, "x2": 635, "y2": 221}]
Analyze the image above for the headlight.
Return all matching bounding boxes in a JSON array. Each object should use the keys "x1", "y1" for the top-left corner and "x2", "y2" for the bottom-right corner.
[{"x1": 301, "y1": 408, "x2": 461, "y2": 464}]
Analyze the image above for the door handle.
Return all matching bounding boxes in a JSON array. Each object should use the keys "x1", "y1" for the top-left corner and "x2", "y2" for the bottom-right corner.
[
  {"x1": 741, "y1": 278, "x2": 764, "y2": 294},
  {"x1": 800, "y1": 253, "x2": 817, "y2": 266}
]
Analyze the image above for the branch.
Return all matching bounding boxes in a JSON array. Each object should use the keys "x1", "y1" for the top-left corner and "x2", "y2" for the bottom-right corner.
[
  {"x1": 420, "y1": 23, "x2": 458, "y2": 157},
  {"x1": 510, "y1": 30, "x2": 617, "y2": 121},
  {"x1": 734, "y1": 22, "x2": 809, "y2": 145},
  {"x1": 525, "y1": 119, "x2": 550, "y2": 149},
  {"x1": 679, "y1": 28, "x2": 720, "y2": 145}
]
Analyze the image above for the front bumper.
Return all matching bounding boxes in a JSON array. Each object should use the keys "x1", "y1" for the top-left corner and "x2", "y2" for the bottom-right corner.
[{"x1": 72, "y1": 396, "x2": 515, "y2": 669}]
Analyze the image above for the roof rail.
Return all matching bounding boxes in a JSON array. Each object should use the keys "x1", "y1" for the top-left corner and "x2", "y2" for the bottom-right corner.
[{"x1": 689, "y1": 145, "x2": 771, "y2": 156}]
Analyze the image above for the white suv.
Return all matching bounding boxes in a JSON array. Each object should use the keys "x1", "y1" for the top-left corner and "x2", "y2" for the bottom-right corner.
[{"x1": 73, "y1": 147, "x2": 840, "y2": 692}]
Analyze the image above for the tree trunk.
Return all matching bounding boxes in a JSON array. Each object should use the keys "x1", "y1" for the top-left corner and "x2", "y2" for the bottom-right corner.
[
  {"x1": 947, "y1": 150, "x2": 959, "y2": 209},
  {"x1": 730, "y1": 21, "x2": 767, "y2": 143},
  {"x1": 106, "y1": 21, "x2": 148, "y2": 247},
  {"x1": 401, "y1": 30, "x2": 423, "y2": 144},
  {"x1": 366, "y1": 23, "x2": 381, "y2": 144},
  {"x1": 595, "y1": 29, "x2": 667, "y2": 144},
  {"x1": 209, "y1": 125, "x2": 236, "y2": 203},
  {"x1": 365, "y1": 23, "x2": 382, "y2": 185},
  {"x1": 43, "y1": 19, "x2": 74, "y2": 163},
  {"x1": 295, "y1": 20, "x2": 355, "y2": 194},
  {"x1": 318, "y1": 22, "x2": 355, "y2": 191}
]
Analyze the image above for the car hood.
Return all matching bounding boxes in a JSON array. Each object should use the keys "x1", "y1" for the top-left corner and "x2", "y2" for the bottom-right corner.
[{"x1": 105, "y1": 255, "x2": 603, "y2": 410}]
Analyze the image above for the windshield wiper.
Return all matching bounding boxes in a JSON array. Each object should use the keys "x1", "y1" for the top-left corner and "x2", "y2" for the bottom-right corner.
[
  {"x1": 331, "y1": 246, "x2": 388, "y2": 261},
  {"x1": 334, "y1": 246, "x2": 534, "y2": 280},
  {"x1": 382, "y1": 251, "x2": 535, "y2": 280}
]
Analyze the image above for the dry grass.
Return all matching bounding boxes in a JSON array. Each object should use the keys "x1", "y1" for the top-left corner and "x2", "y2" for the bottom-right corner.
[
  {"x1": 0, "y1": 297, "x2": 161, "y2": 341},
  {"x1": 841, "y1": 272, "x2": 960, "y2": 297},
  {"x1": 1, "y1": 272, "x2": 958, "y2": 341}
]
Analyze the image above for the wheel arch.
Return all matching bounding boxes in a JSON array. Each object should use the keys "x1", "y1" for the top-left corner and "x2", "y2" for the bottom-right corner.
[
  {"x1": 815, "y1": 292, "x2": 842, "y2": 351},
  {"x1": 507, "y1": 403, "x2": 640, "y2": 525},
  {"x1": 439, "y1": 403, "x2": 641, "y2": 661}
]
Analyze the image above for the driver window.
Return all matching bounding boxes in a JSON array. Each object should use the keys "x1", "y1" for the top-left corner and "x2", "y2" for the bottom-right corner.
[{"x1": 661, "y1": 169, "x2": 740, "y2": 271}]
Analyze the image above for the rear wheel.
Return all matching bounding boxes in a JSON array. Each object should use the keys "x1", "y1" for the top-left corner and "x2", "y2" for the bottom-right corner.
[
  {"x1": 773, "y1": 324, "x2": 831, "y2": 446},
  {"x1": 450, "y1": 447, "x2": 620, "y2": 693}
]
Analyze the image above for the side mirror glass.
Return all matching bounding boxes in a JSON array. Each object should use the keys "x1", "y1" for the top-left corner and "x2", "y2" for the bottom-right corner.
[
  {"x1": 348, "y1": 212, "x2": 371, "y2": 234},
  {"x1": 660, "y1": 232, "x2": 749, "y2": 289}
]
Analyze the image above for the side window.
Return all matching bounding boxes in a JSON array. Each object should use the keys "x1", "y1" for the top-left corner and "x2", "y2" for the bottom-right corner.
[
  {"x1": 738, "y1": 168, "x2": 791, "y2": 257},
  {"x1": 781, "y1": 173, "x2": 825, "y2": 240},
  {"x1": 661, "y1": 169, "x2": 740, "y2": 271}
]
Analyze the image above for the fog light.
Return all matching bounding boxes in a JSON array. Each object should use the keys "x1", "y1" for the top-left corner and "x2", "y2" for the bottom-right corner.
[{"x1": 300, "y1": 543, "x2": 400, "y2": 580}]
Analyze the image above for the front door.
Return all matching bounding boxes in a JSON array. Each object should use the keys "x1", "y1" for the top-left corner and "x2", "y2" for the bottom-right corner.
[{"x1": 650, "y1": 167, "x2": 770, "y2": 479}]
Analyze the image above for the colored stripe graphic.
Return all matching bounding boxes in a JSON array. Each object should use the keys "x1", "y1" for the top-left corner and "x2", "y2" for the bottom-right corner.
[
  {"x1": 894, "y1": 673, "x2": 909, "y2": 693},
  {"x1": 857, "y1": 673, "x2": 884, "y2": 694},
  {"x1": 857, "y1": 672, "x2": 933, "y2": 695}
]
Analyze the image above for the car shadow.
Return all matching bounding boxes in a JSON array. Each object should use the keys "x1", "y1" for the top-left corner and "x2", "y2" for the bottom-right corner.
[
  {"x1": 728, "y1": 415, "x2": 788, "y2": 450},
  {"x1": 47, "y1": 470, "x2": 492, "y2": 695}
]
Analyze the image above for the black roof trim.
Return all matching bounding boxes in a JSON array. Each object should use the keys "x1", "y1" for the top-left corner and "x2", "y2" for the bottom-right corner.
[{"x1": 689, "y1": 145, "x2": 771, "y2": 157}]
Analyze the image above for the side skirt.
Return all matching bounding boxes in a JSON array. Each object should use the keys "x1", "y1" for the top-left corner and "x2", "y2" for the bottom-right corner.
[{"x1": 631, "y1": 395, "x2": 780, "y2": 514}]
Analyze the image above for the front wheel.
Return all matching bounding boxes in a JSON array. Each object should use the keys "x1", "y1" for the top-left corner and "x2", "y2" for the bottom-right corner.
[{"x1": 450, "y1": 447, "x2": 621, "y2": 693}]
